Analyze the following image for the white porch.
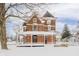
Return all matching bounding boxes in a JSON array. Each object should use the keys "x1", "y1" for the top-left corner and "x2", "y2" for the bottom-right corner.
[
  {"x1": 16, "y1": 31, "x2": 56, "y2": 47},
  {"x1": 18, "y1": 31, "x2": 56, "y2": 35}
]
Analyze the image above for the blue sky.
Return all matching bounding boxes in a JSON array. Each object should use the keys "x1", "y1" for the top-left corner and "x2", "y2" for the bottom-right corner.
[
  {"x1": 56, "y1": 17, "x2": 78, "y2": 33},
  {"x1": 6, "y1": 17, "x2": 24, "y2": 37},
  {"x1": 6, "y1": 3, "x2": 79, "y2": 37},
  {"x1": 57, "y1": 17, "x2": 77, "y2": 25}
]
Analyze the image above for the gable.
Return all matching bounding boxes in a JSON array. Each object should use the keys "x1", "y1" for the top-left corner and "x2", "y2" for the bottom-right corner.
[{"x1": 27, "y1": 14, "x2": 41, "y2": 24}]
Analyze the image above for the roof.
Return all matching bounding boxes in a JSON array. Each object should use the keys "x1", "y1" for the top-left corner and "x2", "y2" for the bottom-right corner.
[{"x1": 43, "y1": 11, "x2": 54, "y2": 17}]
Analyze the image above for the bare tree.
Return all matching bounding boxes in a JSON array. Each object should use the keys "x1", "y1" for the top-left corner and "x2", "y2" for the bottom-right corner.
[{"x1": 0, "y1": 3, "x2": 8, "y2": 49}]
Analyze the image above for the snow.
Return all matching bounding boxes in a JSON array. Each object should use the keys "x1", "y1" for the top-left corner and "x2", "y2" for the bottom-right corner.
[{"x1": 0, "y1": 42, "x2": 79, "y2": 56}]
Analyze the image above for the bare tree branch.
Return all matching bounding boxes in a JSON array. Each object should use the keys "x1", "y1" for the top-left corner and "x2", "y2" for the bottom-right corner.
[
  {"x1": 5, "y1": 3, "x2": 24, "y2": 15},
  {"x1": 5, "y1": 15, "x2": 26, "y2": 21}
]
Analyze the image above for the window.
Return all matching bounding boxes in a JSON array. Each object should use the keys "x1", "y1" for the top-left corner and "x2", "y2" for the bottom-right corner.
[
  {"x1": 32, "y1": 35, "x2": 37, "y2": 43},
  {"x1": 51, "y1": 27, "x2": 55, "y2": 30},
  {"x1": 51, "y1": 20, "x2": 55, "y2": 25},
  {"x1": 47, "y1": 20, "x2": 51, "y2": 25},
  {"x1": 33, "y1": 18, "x2": 37, "y2": 23},
  {"x1": 32, "y1": 25, "x2": 38, "y2": 31},
  {"x1": 48, "y1": 25, "x2": 51, "y2": 31}
]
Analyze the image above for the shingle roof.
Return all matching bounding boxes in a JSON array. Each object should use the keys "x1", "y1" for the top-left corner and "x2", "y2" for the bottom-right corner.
[{"x1": 43, "y1": 11, "x2": 54, "y2": 17}]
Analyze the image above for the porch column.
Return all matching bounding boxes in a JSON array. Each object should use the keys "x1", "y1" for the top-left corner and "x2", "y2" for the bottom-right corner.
[
  {"x1": 19, "y1": 35, "x2": 22, "y2": 44},
  {"x1": 18, "y1": 34, "x2": 21, "y2": 43},
  {"x1": 52, "y1": 34, "x2": 54, "y2": 44},
  {"x1": 16, "y1": 34, "x2": 19, "y2": 44},
  {"x1": 16, "y1": 34, "x2": 18, "y2": 43},
  {"x1": 44, "y1": 34, "x2": 45, "y2": 46},
  {"x1": 31, "y1": 34, "x2": 32, "y2": 47}
]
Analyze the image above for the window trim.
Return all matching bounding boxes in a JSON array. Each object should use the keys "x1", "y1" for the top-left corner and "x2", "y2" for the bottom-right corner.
[
  {"x1": 32, "y1": 24, "x2": 38, "y2": 31},
  {"x1": 33, "y1": 18, "x2": 37, "y2": 23}
]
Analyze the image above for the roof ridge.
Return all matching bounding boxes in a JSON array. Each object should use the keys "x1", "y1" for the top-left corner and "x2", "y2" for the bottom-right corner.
[{"x1": 43, "y1": 11, "x2": 54, "y2": 17}]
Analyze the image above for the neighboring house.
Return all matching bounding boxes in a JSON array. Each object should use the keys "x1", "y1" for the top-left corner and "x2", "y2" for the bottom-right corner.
[
  {"x1": 17, "y1": 11, "x2": 56, "y2": 46},
  {"x1": 68, "y1": 23, "x2": 79, "y2": 43}
]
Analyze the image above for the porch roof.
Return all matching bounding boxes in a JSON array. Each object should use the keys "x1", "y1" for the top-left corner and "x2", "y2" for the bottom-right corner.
[{"x1": 18, "y1": 31, "x2": 56, "y2": 35}]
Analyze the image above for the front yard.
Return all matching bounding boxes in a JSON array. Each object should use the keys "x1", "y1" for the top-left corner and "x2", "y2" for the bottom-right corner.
[{"x1": 0, "y1": 41, "x2": 79, "y2": 56}]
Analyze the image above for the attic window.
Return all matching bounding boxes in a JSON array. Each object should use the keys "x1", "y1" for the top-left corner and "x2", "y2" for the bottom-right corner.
[
  {"x1": 33, "y1": 18, "x2": 37, "y2": 23},
  {"x1": 47, "y1": 20, "x2": 51, "y2": 24}
]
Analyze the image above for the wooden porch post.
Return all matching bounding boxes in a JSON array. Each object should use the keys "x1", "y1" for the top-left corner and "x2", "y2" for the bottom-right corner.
[
  {"x1": 31, "y1": 34, "x2": 32, "y2": 47},
  {"x1": 44, "y1": 34, "x2": 45, "y2": 46}
]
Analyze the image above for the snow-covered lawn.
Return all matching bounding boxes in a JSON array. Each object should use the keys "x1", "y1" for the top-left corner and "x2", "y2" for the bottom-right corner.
[{"x1": 0, "y1": 42, "x2": 79, "y2": 56}]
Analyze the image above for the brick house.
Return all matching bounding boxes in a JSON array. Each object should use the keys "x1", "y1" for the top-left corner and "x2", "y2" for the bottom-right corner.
[{"x1": 17, "y1": 11, "x2": 56, "y2": 46}]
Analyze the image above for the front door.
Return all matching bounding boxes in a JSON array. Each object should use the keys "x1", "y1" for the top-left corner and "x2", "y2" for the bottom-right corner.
[{"x1": 32, "y1": 35, "x2": 37, "y2": 43}]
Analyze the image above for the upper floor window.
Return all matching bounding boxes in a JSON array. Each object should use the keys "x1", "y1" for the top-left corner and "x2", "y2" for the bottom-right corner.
[
  {"x1": 47, "y1": 20, "x2": 51, "y2": 25},
  {"x1": 51, "y1": 20, "x2": 55, "y2": 25},
  {"x1": 48, "y1": 25, "x2": 51, "y2": 31},
  {"x1": 33, "y1": 18, "x2": 37, "y2": 23},
  {"x1": 51, "y1": 27, "x2": 55, "y2": 30},
  {"x1": 32, "y1": 25, "x2": 38, "y2": 31}
]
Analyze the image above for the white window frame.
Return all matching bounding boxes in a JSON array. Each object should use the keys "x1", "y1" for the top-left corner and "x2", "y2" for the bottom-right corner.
[
  {"x1": 47, "y1": 20, "x2": 51, "y2": 25},
  {"x1": 33, "y1": 18, "x2": 37, "y2": 23},
  {"x1": 48, "y1": 25, "x2": 51, "y2": 31},
  {"x1": 32, "y1": 25, "x2": 38, "y2": 31}
]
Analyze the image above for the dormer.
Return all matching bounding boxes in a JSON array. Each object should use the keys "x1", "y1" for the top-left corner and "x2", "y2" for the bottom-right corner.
[
  {"x1": 27, "y1": 11, "x2": 41, "y2": 24},
  {"x1": 43, "y1": 11, "x2": 55, "y2": 25}
]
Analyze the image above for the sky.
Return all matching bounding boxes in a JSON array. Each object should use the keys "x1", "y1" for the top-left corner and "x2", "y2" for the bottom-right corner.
[{"x1": 6, "y1": 3, "x2": 79, "y2": 37}]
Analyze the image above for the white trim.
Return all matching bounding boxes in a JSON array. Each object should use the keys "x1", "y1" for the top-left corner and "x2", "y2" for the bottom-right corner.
[
  {"x1": 31, "y1": 34, "x2": 32, "y2": 47},
  {"x1": 47, "y1": 20, "x2": 51, "y2": 24},
  {"x1": 48, "y1": 25, "x2": 51, "y2": 31},
  {"x1": 18, "y1": 31, "x2": 56, "y2": 35},
  {"x1": 27, "y1": 24, "x2": 55, "y2": 27},
  {"x1": 44, "y1": 34, "x2": 45, "y2": 45},
  {"x1": 33, "y1": 24, "x2": 38, "y2": 31}
]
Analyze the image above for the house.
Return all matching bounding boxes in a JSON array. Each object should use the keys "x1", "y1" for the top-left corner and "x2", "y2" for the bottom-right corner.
[{"x1": 17, "y1": 11, "x2": 56, "y2": 46}]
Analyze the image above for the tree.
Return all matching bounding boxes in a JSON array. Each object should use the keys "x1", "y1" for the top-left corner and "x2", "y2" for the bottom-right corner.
[
  {"x1": 61, "y1": 24, "x2": 71, "y2": 41},
  {"x1": 0, "y1": 3, "x2": 50, "y2": 49},
  {"x1": 0, "y1": 3, "x2": 8, "y2": 49}
]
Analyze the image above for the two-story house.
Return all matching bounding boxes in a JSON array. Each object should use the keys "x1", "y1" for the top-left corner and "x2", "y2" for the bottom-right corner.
[{"x1": 17, "y1": 11, "x2": 56, "y2": 47}]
